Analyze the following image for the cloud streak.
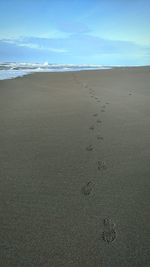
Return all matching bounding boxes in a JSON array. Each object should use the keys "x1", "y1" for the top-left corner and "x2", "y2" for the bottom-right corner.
[{"x1": 0, "y1": 34, "x2": 149, "y2": 64}]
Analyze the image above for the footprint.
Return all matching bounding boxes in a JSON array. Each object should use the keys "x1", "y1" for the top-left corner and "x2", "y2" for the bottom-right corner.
[
  {"x1": 106, "y1": 102, "x2": 109, "y2": 105},
  {"x1": 86, "y1": 145, "x2": 94, "y2": 151},
  {"x1": 89, "y1": 125, "x2": 95, "y2": 130},
  {"x1": 129, "y1": 93, "x2": 132, "y2": 95},
  {"x1": 83, "y1": 83, "x2": 88, "y2": 88},
  {"x1": 97, "y1": 100, "x2": 101, "y2": 102},
  {"x1": 97, "y1": 119, "x2": 102, "y2": 124},
  {"x1": 93, "y1": 113, "x2": 98, "y2": 117},
  {"x1": 97, "y1": 135, "x2": 104, "y2": 141},
  {"x1": 102, "y1": 218, "x2": 117, "y2": 243},
  {"x1": 81, "y1": 181, "x2": 94, "y2": 196},
  {"x1": 98, "y1": 160, "x2": 107, "y2": 170},
  {"x1": 102, "y1": 105, "x2": 106, "y2": 108},
  {"x1": 101, "y1": 109, "x2": 105, "y2": 112}
]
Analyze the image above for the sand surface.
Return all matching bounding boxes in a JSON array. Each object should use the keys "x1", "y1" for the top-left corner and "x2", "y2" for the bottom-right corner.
[{"x1": 0, "y1": 67, "x2": 150, "y2": 266}]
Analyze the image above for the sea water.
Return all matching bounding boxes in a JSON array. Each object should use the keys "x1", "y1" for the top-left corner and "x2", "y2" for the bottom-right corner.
[{"x1": 0, "y1": 62, "x2": 111, "y2": 80}]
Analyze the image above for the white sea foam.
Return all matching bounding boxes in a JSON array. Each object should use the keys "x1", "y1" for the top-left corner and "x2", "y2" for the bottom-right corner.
[
  {"x1": 0, "y1": 62, "x2": 112, "y2": 80},
  {"x1": 0, "y1": 70, "x2": 30, "y2": 80}
]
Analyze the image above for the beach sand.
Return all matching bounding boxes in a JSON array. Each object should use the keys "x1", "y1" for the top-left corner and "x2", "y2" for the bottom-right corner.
[{"x1": 0, "y1": 67, "x2": 150, "y2": 266}]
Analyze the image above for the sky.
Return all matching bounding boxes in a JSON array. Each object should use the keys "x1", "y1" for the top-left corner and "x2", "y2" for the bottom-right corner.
[{"x1": 0, "y1": 0, "x2": 150, "y2": 65}]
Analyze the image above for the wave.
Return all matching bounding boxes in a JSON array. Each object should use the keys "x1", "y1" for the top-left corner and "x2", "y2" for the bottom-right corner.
[{"x1": 0, "y1": 62, "x2": 112, "y2": 80}]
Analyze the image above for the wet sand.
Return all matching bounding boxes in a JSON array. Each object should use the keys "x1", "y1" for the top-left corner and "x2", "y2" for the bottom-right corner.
[{"x1": 0, "y1": 67, "x2": 150, "y2": 266}]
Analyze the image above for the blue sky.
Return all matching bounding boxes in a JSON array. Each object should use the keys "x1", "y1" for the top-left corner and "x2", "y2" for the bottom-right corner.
[{"x1": 0, "y1": 0, "x2": 150, "y2": 65}]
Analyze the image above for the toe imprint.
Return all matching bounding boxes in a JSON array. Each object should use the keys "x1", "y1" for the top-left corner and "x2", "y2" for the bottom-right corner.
[
  {"x1": 89, "y1": 125, "x2": 94, "y2": 130},
  {"x1": 97, "y1": 119, "x2": 102, "y2": 123},
  {"x1": 97, "y1": 135, "x2": 104, "y2": 140},
  {"x1": 86, "y1": 145, "x2": 94, "y2": 151},
  {"x1": 81, "y1": 181, "x2": 93, "y2": 196},
  {"x1": 98, "y1": 160, "x2": 107, "y2": 170}
]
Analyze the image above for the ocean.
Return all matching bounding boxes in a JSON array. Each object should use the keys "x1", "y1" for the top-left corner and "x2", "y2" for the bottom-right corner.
[{"x1": 0, "y1": 62, "x2": 111, "y2": 80}]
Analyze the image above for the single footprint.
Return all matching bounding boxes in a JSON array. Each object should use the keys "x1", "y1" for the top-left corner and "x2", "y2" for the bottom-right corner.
[
  {"x1": 86, "y1": 145, "x2": 94, "y2": 151},
  {"x1": 95, "y1": 97, "x2": 99, "y2": 100},
  {"x1": 97, "y1": 119, "x2": 102, "y2": 123},
  {"x1": 97, "y1": 135, "x2": 104, "y2": 141},
  {"x1": 98, "y1": 160, "x2": 107, "y2": 170},
  {"x1": 129, "y1": 93, "x2": 132, "y2": 95},
  {"x1": 93, "y1": 113, "x2": 98, "y2": 117},
  {"x1": 101, "y1": 109, "x2": 105, "y2": 112},
  {"x1": 102, "y1": 105, "x2": 106, "y2": 108},
  {"x1": 81, "y1": 181, "x2": 94, "y2": 196},
  {"x1": 102, "y1": 218, "x2": 117, "y2": 243},
  {"x1": 97, "y1": 100, "x2": 101, "y2": 102},
  {"x1": 83, "y1": 83, "x2": 88, "y2": 88},
  {"x1": 106, "y1": 102, "x2": 109, "y2": 105},
  {"x1": 89, "y1": 125, "x2": 95, "y2": 130}
]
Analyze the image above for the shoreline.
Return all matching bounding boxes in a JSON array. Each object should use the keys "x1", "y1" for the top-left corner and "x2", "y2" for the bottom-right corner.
[{"x1": 0, "y1": 65, "x2": 150, "y2": 81}]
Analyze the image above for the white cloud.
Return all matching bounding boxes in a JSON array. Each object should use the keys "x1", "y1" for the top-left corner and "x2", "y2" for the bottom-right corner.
[
  {"x1": 1, "y1": 38, "x2": 68, "y2": 53},
  {"x1": 18, "y1": 43, "x2": 40, "y2": 49},
  {"x1": 18, "y1": 42, "x2": 67, "y2": 53}
]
